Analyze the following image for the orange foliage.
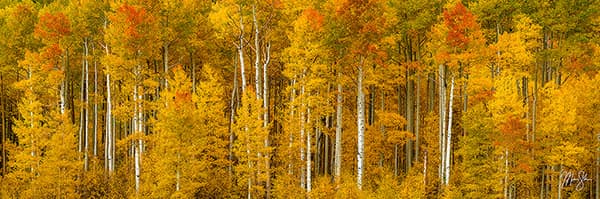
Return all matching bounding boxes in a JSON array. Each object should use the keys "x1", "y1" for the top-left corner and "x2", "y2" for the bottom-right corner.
[
  {"x1": 175, "y1": 91, "x2": 192, "y2": 104},
  {"x1": 34, "y1": 12, "x2": 71, "y2": 41},
  {"x1": 302, "y1": 8, "x2": 324, "y2": 31},
  {"x1": 497, "y1": 116, "x2": 526, "y2": 152},
  {"x1": 40, "y1": 44, "x2": 63, "y2": 71},
  {"x1": 116, "y1": 4, "x2": 149, "y2": 40},
  {"x1": 470, "y1": 90, "x2": 494, "y2": 105},
  {"x1": 443, "y1": 2, "x2": 476, "y2": 49}
]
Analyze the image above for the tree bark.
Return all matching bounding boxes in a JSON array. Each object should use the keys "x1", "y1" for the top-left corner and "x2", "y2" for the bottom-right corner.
[
  {"x1": 306, "y1": 107, "x2": 312, "y2": 192},
  {"x1": 103, "y1": 19, "x2": 114, "y2": 173},
  {"x1": 444, "y1": 76, "x2": 454, "y2": 185},
  {"x1": 106, "y1": 72, "x2": 113, "y2": 173},
  {"x1": 229, "y1": 57, "x2": 238, "y2": 184},
  {"x1": 357, "y1": 61, "x2": 365, "y2": 190},
  {"x1": 379, "y1": 91, "x2": 385, "y2": 167},
  {"x1": 93, "y1": 42, "x2": 98, "y2": 157},
  {"x1": 334, "y1": 73, "x2": 343, "y2": 184},
  {"x1": 263, "y1": 41, "x2": 271, "y2": 199},
  {"x1": 439, "y1": 64, "x2": 446, "y2": 182},
  {"x1": 238, "y1": 5, "x2": 247, "y2": 94},
  {"x1": 300, "y1": 82, "x2": 306, "y2": 190},
  {"x1": 415, "y1": 74, "x2": 420, "y2": 161},
  {"x1": 253, "y1": 4, "x2": 261, "y2": 99},
  {"x1": 135, "y1": 141, "x2": 140, "y2": 194},
  {"x1": 406, "y1": 69, "x2": 414, "y2": 171},
  {"x1": 84, "y1": 38, "x2": 90, "y2": 171}
]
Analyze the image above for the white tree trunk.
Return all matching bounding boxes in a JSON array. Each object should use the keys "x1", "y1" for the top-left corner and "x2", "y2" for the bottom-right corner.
[
  {"x1": 106, "y1": 73, "x2": 113, "y2": 173},
  {"x1": 238, "y1": 5, "x2": 247, "y2": 94},
  {"x1": 253, "y1": 5, "x2": 261, "y2": 99},
  {"x1": 229, "y1": 57, "x2": 238, "y2": 177},
  {"x1": 263, "y1": 43, "x2": 270, "y2": 126},
  {"x1": 92, "y1": 42, "x2": 98, "y2": 157},
  {"x1": 79, "y1": 48, "x2": 85, "y2": 154},
  {"x1": 133, "y1": 77, "x2": 140, "y2": 193},
  {"x1": 334, "y1": 75, "x2": 343, "y2": 183},
  {"x1": 288, "y1": 79, "x2": 296, "y2": 174},
  {"x1": 357, "y1": 63, "x2": 365, "y2": 190},
  {"x1": 424, "y1": 150, "x2": 428, "y2": 185},
  {"x1": 84, "y1": 39, "x2": 90, "y2": 171},
  {"x1": 59, "y1": 49, "x2": 66, "y2": 114},
  {"x1": 176, "y1": 152, "x2": 180, "y2": 191},
  {"x1": 504, "y1": 149, "x2": 509, "y2": 198},
  {"x1": 444, "y1": 76, "x2": 454, "y2": 185},
  {"x1": 306, "y1": 107, "x2": 312, "y2": 192},
  {"x1": 60, "y1": 81, "x2": 65, "y2": 114},
  {"x1": 438, "y1": 64, "x2": 446, "y2": 182},
  {"x1": 104, "y1": 19, "x2": 114, "y2": 174},
  {"x1": 300, "y1": 83, "x2": 306, "y2": 189},
  {"x1": 135, "y1": 141, "x2": 140, "y2": 193},
  {"x1": 263, "y1": 41, "x2": 271, "y2": 198}
]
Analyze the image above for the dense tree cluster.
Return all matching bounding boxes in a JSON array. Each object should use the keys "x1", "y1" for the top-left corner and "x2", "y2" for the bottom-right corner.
[{"x1": 0, "y1": 0, "x2": 599, "y2": 198}]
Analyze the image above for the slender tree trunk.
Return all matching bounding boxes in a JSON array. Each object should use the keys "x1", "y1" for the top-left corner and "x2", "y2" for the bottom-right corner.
[
  {"x1": 93, "y1": 42, "x2": 98, "y2": 157},
  {"x1": 1, "y1": 73, "x2": 5, "y2": 176},
  {"x1": 444, "y1": 76, "x2": 454, "y2": 185},
  {"x1": 133, "y1": 83, "x2": 139, "y2": 187},
  {"x1": 229, "y1": 57, "x2": 238, "y2": 184},
  {"x1": 253, "y1": 4, "x2": 261, "y2": 99},
  {"x1": 306, "y1": 107, "x2": 312, "y2": 192},
  {"x1": 439, "y1": 64, "x2": 446, "y2": 182},
  {"x1": 316, "y1": 123, "x2": 321, "y2": 175},
  {"x1": 357, "y1": 61, "x2": 365, "y2": 190},
  {"x1": 557, "y1": 166, "x2": 562, "y2": 199},
  {"x1": 135, "y1": 141, "x2": 140, "y2": 194},
  {"x1": 462, "y1": 75, "x2": 468, "y2": 136},
  {"x1": 415, "y1": 74, "x2": 420, "y2": 161},
  {"x1": 540, "y1": 166, "x2": 545, "y2": 199},
  {"x1": 104, "y1": 33, "x2": 115, "y2": 175},
  {"x1": 263, "y1": 42, "x2": 271, "y2": 199},
  {"x1": 596, "y1": 141, "x2": 599, "y2": 199},
  {"x1": 176, "y1": 152, "x2": 180, "y2": 191},
  {"x1": 533, "y1": 67, "x2": 538, "y2": 143},
  {"x1": 103, "y1": 21, "x2": 114, "y2": 173},
  {"x1": 238, "y1": 5, "x2": 247, "y2": 94},
  {"x1": 288, "y1": 79, "x2": 296, "y2": 175},
  {"x1": 406, "y1": 69, "x2": 414, "y2": 171},
  {"x1": 300, "y1": 82, "x2": 306, "y2": 190},
  {"x1": 334, "y1": 73, "x2": 343, "y2": 183},
  {"x1": 84, "y1": 38, "x2": 90, "y2": 171},
  {"x1": 79, "y1": 48, "x2": 85, "y2": 154},
  {"x1": 60, "y1": 62, "x2": 66, "y2": 114},
  {"x1": 325, "y1": 116, "x2": 330, "y2": 175},
  {"x1": 424, "y1": 150, "x2": 428, "y2": 185},
  {"x1": 379, "y1": 91, "x2": 385, "y2": 167},
  {"x1": 106, "y1": 72, "x2": 113, "y2": 173},
  {"x1": 523, "y1": 77, "x2": 529, "y2": 142}
]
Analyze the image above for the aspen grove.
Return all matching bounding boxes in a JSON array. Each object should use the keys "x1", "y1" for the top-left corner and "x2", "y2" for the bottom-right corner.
[{"x1": 0, "y1": 0, "x2": 599, "y2": 198}]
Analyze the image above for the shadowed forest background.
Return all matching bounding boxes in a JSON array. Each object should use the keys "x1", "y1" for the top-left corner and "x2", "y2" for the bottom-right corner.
[{"x1": 0, "y1": 0, "x2": 599, "y2": 198}]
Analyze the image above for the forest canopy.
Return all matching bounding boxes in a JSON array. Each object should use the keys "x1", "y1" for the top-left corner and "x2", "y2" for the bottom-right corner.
[{"x1": 0, "y1": 0, "x2": 599, "y2": 198}]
